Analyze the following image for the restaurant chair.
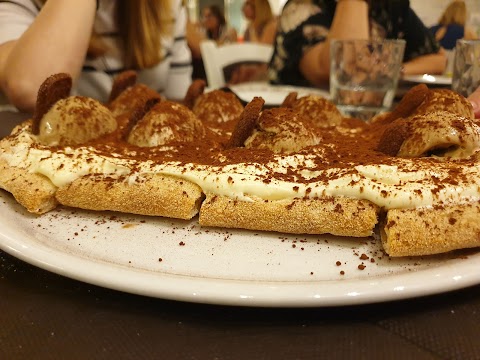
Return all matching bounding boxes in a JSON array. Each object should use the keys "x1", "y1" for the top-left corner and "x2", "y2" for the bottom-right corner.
[{"x1": 199, "y1": 40, "x2": 274, "y2": 89}]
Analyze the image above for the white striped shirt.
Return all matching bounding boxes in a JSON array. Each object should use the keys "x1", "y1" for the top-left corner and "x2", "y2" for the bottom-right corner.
[{"x1": 0, "y1": 0, "x2": 193, "y2": 102}]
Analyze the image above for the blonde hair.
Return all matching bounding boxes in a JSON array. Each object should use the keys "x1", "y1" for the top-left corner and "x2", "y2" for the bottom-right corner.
[
  {"x1": 252, "y1": 0, "x2": 274, "y2": 31},
  {"x1": 37, "y1": 0, "x2": 173, "y2": 69},
  {"x1": 439, "y1": 1, "x2": 467, "y2": 27}
]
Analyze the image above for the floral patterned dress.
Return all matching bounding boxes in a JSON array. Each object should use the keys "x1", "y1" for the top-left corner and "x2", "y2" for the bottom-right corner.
[{"x1": 268, "y1": 0, "x2": 440, "y2": 87}]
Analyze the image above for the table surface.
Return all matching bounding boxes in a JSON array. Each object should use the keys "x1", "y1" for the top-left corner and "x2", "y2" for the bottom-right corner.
[
  {"x1": 1, "y1": 106, "x2": 480, "y2": 360},
  {"x1": 2, "y1": 250, "x2": 480, "y2": 360}
]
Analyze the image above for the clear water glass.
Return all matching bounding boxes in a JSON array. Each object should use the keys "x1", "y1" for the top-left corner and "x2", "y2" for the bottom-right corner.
[
  {"x1": 452, "y1": 39, "x2": 480, "y2": 98},
  {"x1": 330, "y1": 39, "x2": 406, "y2": 120}
]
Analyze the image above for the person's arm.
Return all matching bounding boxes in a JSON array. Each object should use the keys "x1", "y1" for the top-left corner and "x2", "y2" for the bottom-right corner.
[
  {"x1": 259, "y1": 18, "x2": 277, "y2": 45},
  {"x1": 299, "y1": 0, "x2": 369, "y2": 87},
  {"x1": 467, "y1": 86, "x2": 480, "y2": 118},
  {"x1": 402, "y1": 48, "x2": 447, "y2": 75},
  {"x1": 0, "y1": 0, "x2": 96, "y2": 112}
]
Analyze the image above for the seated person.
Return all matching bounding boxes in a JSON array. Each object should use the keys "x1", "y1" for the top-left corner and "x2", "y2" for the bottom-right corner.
[
  {"x1": 0, "y1": 0, "x2": 192, "y2": 113},
  {"x1": 242, "y1": 0, "x2": 277, "y2": 45},
  {"x1": 429, "y1": 0, "x2": 477, "y2": 50},
  {"x1": 202, "y1": 5, "x2": 238, "y2": 44},
  {"x1": 187, "y1": 5, "x2": 237, "y2": 82},
  {"x1": 268, "y1": 0, "x2": 446, "y2": 88}
]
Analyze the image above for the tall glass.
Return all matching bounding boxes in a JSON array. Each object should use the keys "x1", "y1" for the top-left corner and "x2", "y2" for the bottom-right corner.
[
  {"x1": 330, "y1": 39, "x2": 406, "y2": 120},
  {"x1": 452, "y1": 39, "x2": 480, "y2": 97}
]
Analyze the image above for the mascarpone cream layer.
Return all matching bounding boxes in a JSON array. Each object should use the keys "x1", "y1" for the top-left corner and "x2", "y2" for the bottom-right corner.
[{"x1": 3, "y1": 128, "x2": 480, "y2": 210}]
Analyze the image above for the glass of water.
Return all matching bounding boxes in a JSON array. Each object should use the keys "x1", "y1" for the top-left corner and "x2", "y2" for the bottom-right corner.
[
  {"x1": 330, "y1": 39, "x2": 406, "y2": 120},
  {"x1": 452, "y1": 39, "x2": 480, "y2": 98}
]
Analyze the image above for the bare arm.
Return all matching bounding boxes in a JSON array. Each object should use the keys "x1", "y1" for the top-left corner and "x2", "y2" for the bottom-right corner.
[
  {"x1": 0, "y1": 0, "x2": 96, "y2": 112},
  {"x1": 299, "y1": 0, "x2": 369, "y2": 87},
  {"x1": 259, "y1": 19, "x2": 277, "y2": 45},
  {"x1": 402, "y1": 49, "x2": 447, "y2": 75}
]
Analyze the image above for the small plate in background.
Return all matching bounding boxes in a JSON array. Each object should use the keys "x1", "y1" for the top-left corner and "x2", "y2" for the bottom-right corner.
[
  {"x1": 402, "y1": 74, "x2": 452, "y2": 86},
  {"x1": 226, "y1": 82, "x2": 330, "y2": 106}
]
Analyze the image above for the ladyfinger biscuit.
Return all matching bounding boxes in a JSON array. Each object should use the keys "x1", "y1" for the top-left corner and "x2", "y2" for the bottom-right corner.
[
  {"x1": 0, "y1": 157, "x2": 58, "y2": 214},
  {"x1": 381, "y1": 203, "x2": 480, "y2": 256},
  {"x1": 199, "y1": 194, "x2": 379, "y2": 237},
  {"x1": 55, "y1": 173, "x2": 204, "y2": 219}
]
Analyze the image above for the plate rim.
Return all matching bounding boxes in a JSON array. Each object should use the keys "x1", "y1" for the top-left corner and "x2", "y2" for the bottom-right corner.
[{"x1": 1, "y1": 202, "x2": 479, "y2": 308}]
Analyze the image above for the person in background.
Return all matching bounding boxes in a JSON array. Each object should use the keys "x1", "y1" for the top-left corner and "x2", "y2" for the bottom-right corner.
[
  {"x1": 227, "y1": 0, "x2": 277, "y2": 84},
  {"x1": 429, "y1": 0, "x2": 477, "y2": 50},
  {"x1": 468, "y1": 86, "x2": 480, "y2": 118},
  {"x1": 0, "y1": 0, "x2": 192, "y2": 113},
  {"x1": 187, "y1": 4, "x2": 237, "y2": 83},
  {"x1": 242, "y1": 0, "x2": 277, "y2": 45},
  {"x1": 269, "y1": 0, "x2": 446, "y2": 88},
  {"x1": 202, "y1": 5, "x2": 237, "y2": 44}
]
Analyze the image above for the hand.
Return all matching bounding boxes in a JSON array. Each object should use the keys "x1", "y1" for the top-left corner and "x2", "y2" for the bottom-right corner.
[{"x1": 467, "y1": 86, "x2": 480, "y2": 119}]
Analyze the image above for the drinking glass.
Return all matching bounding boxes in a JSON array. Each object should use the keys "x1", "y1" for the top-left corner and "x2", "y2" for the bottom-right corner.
[
  {"x1": 452, "y1": 39, "x2": 480, "y2": 97},
  {"x1": 330, "y1": 39, "x2": 406, "y2": 120}
]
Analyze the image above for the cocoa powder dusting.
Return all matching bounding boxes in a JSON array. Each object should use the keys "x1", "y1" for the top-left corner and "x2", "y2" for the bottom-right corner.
[{"x1": 53, "y1": 83, "x2": 473, "y2": 190}]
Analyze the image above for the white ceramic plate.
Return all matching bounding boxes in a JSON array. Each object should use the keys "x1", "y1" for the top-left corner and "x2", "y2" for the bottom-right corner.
[
  {"x1": 227, "y1": 82, "x2": 330, "y2": 106},
  {"x1": 402, "y1": 74, "x2": 452, "y2": 86},
  {"x1": 1, "y1": 191, "x2": 479, "y2": 307}
]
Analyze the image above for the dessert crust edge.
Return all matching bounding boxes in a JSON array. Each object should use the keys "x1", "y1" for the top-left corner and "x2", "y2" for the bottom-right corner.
[
  {"x1": 1, "y1": 75, "x2": 480, "y2": 258},
  {"x1": 382, "y1": 203, "x2": 480, "y2": 256},
  {"x1": 199, "y1": 193, "x2": 380, "y2": 237},
  {"x1": 0, "y1": 155, "x2": 58, "y2": 214},
  {"x1": 55, "y1": 173, "x2": 204, "y2": 220}
]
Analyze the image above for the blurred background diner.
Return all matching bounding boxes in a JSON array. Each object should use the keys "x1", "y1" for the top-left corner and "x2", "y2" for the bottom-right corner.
[
  {"x1": 190, "y1": 0, "x2": 480, "y2": 87},
  {"x1": 0, "y1": 0, "x2": 193, "y2": 113},
  {"x1": 269, "y1": 0, "x2": 446, "y2": 88},
  {"x1": 429, "y1": 0, "x2": 477, "y2": 50},
  {"x1": 184, "y1": 0, "x2": 480, "y2": 43},
  {"x1": 188, "y1": 4, "x2": 237, "y2": 81},
  {"x1": 429, "y1": 0, "x2": 478, "y2": 75},
  {"x1": 1, "y1": 0, "x2": 480, "y2": 113},
  {"x1": 199, "y1": 4, "x2": 238, "y2": 44}
]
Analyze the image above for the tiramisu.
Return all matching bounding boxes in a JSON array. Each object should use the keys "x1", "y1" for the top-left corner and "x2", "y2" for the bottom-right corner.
[{"x1": 1, "y1": 73, "x2": 479, "y2": 257}]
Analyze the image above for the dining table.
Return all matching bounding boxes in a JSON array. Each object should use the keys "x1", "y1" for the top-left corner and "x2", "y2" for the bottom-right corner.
[
  {"x1": 1, "y1": 248, "x2": 479, "y2": 360},
  {"x1": 1, "y1": 87, "x2": 480, "y2": 360}
]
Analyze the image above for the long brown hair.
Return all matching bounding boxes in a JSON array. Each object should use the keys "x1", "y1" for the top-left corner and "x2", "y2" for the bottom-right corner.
[
  {"x1": 37, "y1": 0, "x2": 174, "y2": 69},
  {"x1": 118, "y1": 0, "x2": 174, "y2": 68}
]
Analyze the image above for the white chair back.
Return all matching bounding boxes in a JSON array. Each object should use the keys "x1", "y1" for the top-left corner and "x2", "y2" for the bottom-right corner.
[{"x1": 200, "y1": 40, "x2": 274, "y2": 89}]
